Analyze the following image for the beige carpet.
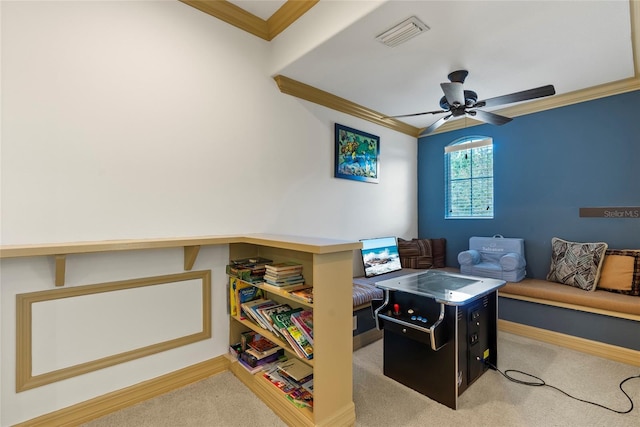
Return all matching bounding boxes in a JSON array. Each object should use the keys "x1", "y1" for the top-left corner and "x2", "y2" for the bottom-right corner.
[{"x1": 84, "y1": 332, "x2": 639, "y2": 427}]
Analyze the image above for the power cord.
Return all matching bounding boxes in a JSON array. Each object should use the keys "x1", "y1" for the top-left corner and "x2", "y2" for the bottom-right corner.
[{"x1": 485, "y1": 361, "x2": 639, "y2": 414}]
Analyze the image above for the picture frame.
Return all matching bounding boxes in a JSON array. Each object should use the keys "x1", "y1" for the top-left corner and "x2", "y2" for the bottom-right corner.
[{"x1": 334, "y1": 123, "x2": 380, "y2": 183}]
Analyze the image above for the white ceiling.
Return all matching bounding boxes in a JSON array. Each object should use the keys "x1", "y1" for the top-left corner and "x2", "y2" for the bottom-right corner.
[{"x1": 229, "y1": 1, "x2": 636, "y2": 130}]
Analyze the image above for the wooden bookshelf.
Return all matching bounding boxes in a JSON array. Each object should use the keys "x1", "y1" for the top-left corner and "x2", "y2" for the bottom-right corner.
[{"x1": 228, "y1": 237, "x2": 359, "y2": 426}]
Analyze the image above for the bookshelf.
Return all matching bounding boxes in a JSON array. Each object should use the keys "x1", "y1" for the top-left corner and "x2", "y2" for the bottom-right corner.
[{"x1": 228, "y1": 236, "x2": 359, "y2": 427}]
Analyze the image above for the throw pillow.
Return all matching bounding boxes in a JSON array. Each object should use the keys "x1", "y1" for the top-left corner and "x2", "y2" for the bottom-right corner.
[
  {"x1": 546, "y1": 237, "x2": 608, "y2": 291},
  {"x1": 398, "y1": 238, "x2": 447, "y2": 269},
  {"x1": 430, "y1": 238, "x2": 447, "y2": 268},
  {"x1": 397, "y1": 238, "x2": 433, "y2": 269},
  {"x1": 597, "y1": 249, "x2": 640, "y2": 296}
]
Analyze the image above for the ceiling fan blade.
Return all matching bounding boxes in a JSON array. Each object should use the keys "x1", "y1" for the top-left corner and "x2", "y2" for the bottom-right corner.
[
  {"x1": 419, "y1": 114, "x2": 452, "y2": 137},
  {"x1": 469, "y1": 109, "x2": 512, "y2": 126},
  {"x1": 477, "y1": 85, "x2": 556, "y2": 108},
  {"x1": 440, "y1": 82, "x2": 465, "y2": 107},
  {"x1": 382, "y1": 109, "x2": 446, "y2": 119}
]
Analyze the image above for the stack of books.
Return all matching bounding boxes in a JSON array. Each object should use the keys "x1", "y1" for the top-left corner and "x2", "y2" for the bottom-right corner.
[
  {"x1": 226, "y1": 257, "x2": 273, "y2": 283},
  {"x1": 237, "y1": 331, "x2": 286, "y2": 374},
  {"x1": 287, "y1": 287, "x2": 313, "y2": 304},
  {"x1": 263, "y1": 262, "x2": 305, "y2": 290},
  {"x1": 263, "y1": 359, "x2": 314, "y2": 409}
]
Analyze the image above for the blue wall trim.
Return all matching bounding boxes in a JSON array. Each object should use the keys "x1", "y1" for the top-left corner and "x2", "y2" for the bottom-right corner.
[{"x1": 418, "y1": 90, "x2": 640, "y2": 279}]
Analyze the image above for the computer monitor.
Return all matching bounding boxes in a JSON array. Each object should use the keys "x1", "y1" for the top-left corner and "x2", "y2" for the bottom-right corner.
[{"x1": 360, "y1": 236, "x2": 403, "y2": 278}]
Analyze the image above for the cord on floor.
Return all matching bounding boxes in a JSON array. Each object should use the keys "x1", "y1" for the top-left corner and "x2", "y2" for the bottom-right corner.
[{"x1": 485, "y1": 361, "x2": 639, "y2": 414}]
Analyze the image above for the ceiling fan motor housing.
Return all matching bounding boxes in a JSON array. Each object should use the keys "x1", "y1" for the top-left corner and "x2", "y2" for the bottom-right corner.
[{"x1": 439, "y1": 90, "x2": 478, "y2": 110}]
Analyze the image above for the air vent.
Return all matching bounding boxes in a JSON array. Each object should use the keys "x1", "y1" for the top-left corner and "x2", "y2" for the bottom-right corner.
[{"x1": 376, "y1": 16, "x2": 429, "y2": 47}]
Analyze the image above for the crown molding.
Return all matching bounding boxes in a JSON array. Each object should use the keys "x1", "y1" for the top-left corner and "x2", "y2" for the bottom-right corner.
[
  {"x1": 180, "y1": 0, "x2": 317, "y2": 41},
  {"x1": 267, "y1": 0, "x2": 319, "y2": 40},
  {"x1": 273, "y1": 75, "x2": 420, "y2": 137}
]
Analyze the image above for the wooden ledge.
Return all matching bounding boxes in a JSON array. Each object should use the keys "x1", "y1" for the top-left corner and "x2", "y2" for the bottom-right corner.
[{"x1": 0, "y1": 234, "x2": 362, "y2": 287}]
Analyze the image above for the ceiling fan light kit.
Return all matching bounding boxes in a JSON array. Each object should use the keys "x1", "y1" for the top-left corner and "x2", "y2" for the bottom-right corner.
[
  {"x1": 375, "y1": 16, "x2": 429, "y2": 47},
  {"x1": 389, "y1": 70, "x2": 556, "y2": 137}
]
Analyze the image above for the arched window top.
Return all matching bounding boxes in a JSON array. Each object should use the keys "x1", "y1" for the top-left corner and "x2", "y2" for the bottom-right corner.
[{"x1": 445, "y1": 136, "x2": 492, "y2": 153}]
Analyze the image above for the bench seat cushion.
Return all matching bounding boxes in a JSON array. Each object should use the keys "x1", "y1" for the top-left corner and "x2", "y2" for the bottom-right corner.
[
  {"x1": 501, "y1": 278, "x2": 640, "y2": 316},
  {"x1": 352, "y1": 281, "x2": 383, "y2": 308}
]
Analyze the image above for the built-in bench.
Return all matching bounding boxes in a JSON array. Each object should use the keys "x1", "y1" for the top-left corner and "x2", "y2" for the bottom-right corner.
[
  {"x1": 500, "y1": 278, "x2": 640, "y2": 318},
  {"x1": 498, "y1": 278, "x2": 640, "y2": 366}
]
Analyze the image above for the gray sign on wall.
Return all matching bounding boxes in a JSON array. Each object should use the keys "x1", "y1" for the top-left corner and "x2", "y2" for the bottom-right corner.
[{"x1": 579, "y1": 207, "x2": 640, "y2": 218}]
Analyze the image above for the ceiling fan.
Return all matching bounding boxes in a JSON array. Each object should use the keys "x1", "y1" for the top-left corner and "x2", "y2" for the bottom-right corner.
[{"x1": 388, "y1": 70, "x2": 556, "y2": 136}]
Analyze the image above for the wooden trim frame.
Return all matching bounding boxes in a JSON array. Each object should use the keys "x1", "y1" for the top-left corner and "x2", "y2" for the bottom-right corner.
[
  {"x1": 498, "y1": 319, "x2": 640, "y2": 367},
  {"x1": 16, "y1": 270, "x2": 212, "y2": 392},
  {"x1": 179, "y1": 0, "x2": 318, "y2": 41}
]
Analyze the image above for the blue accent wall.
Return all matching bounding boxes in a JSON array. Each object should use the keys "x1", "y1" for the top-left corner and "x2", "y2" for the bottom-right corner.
[{"x1": 418, "y1": 90, "x2": 640, "y2": 279}]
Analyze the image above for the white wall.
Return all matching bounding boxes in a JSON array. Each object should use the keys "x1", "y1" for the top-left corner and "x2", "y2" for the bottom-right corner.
[{"x1": 0, "y1": 1, "x2": 417, "y2": 425}]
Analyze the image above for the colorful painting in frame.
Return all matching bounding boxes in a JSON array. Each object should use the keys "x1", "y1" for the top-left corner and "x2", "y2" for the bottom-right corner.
[{"x1": 334, "y1": 123, "x2": 379, "y2": 183}]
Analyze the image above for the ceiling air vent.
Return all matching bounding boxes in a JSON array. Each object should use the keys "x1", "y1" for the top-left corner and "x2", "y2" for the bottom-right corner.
[{"x1": 376, "y1": 16, "x2": 429, "y2": 47}]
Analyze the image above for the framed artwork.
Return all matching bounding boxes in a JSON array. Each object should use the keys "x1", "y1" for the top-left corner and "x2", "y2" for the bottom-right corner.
[{"x1": 334, "y1": 123, "x2": 379, "y2": 183}]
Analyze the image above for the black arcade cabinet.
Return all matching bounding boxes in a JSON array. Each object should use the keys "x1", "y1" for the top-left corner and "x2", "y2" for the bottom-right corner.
[{"x1": 372, "y1": 270, "x2": 505, "y2": 409}]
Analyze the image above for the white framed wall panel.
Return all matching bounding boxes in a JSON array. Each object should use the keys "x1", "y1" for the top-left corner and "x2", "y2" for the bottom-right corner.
[{"x1": 16, "y1": 270, "x2": 211, "y2": 392}]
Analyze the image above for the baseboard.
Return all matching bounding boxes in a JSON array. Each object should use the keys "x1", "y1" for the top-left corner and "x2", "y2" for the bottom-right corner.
[
  {"x1": 15, "y1": 356, "x2": 230, "y2": 427},
  {"x1": 498, "y1": 319, "x2": 640, "y2": 367}
]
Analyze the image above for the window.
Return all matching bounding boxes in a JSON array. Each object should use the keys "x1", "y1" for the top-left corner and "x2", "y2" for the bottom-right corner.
[{"x1": 444, "y1": 136, "x2": 493, "y2": 219}]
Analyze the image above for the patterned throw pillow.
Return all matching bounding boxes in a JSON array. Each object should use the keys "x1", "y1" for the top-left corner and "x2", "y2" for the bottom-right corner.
[
  {"x1": 397, "y1": 238, "x2": 447, "y2": 269},
  {"x1": 597, "y1": 249, "x2": 640, "y2": 296},
  {"x1": 546, "y1": 237, "x2": 608, "y2": 291}
]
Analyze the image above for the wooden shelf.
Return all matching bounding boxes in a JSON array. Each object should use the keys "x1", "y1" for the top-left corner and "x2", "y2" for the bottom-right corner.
[{"x1": 228, "y1": 239, "x2": 356, "y2": 426}]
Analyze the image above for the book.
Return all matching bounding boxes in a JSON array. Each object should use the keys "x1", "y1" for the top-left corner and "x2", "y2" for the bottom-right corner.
[
  {"x1": 263, "y1": 275, "x2": 305, "y2": 286},
  {"x1": 246, "y1": 336, "x2": 280, "y2": 355},
  {"x1": 265, "y1": 262, "x2": 303, "y2": 274},
  {"x1": 240, "y1": 331, "x2": 281, "y2": 356},
  {"x1": 257, "y1": 303, "x2": 292, "y2": 337},
  {"x1": 241, "y1": 348, "x2": 285, "y2": 367},
  {"x1": 239, "y1": 298, "x2": 269, "y2": 324},
  {"x1": 270, "y1": 308, "x2": 306, "y2": 358},
  {"x1": 236, "y1": 285, "x2": 264, "y2": 319},
  {"x1": 243, "y1": 299, "x2": 277, "y2": 328},
  {"x1": 230, "y1": 257, "x2": 273, "y2": 267},
  {"x1": 271, "y1": 308, "x2": 313, "y2": 360},
  {"x1": 290, "y1": 310, "x2": 313, "y2": 345},
  {"x1": 263, "y1": 270, "x2": 303, "y2": 279},
  {"x1": 288, "y1": 287, "x2": 313, "y2": 303},
  {"x1": 228, "y1": 343, "x2": 243, "y2": 360},
  {"x1": 276, "y1": 358, "x2": 313, "y2": 383},
  {"x1": 258, "y1": 281, "x2": 310, "y2": 293},
  {"x1": 286, "y1": 322, "x2": 314, "y2": 359},
  {"x1": 286, "y1": 388, "x2": 314, "y2": 408},
  {"x1": 263, "y1": 366, "x2": 298, "y2": 394},
  {"x1": 230, "y1": 277, "x2": 263, "y2": 317},
  {"x1": 237, "y1": 356, "x2": 282, "y2": 375}
]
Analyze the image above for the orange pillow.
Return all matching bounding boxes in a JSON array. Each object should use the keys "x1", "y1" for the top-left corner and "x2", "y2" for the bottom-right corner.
[
  {"x1": 598, "y1": 255, "x2": 634, "y2": 291},
  {"x1": 597, "y1": 249, "x2": 640, "y2": 296}
]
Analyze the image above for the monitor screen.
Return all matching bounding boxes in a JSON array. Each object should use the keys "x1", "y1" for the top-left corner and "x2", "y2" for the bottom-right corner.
[{"x1": 360, "y1": 237, "x2": 403, "y2": 278}]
